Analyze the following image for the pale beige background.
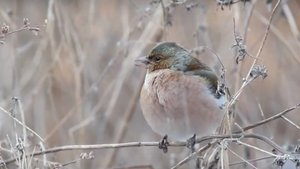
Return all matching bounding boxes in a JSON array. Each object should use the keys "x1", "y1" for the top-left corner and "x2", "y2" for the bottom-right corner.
[{"x1": 0, "y1": 0, "x2": 299, "y2": 168}]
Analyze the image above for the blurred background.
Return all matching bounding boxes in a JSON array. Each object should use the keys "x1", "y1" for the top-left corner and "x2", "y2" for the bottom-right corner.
[{"x1": 0, "y1": 0, "x2": 300, "y2": 168}]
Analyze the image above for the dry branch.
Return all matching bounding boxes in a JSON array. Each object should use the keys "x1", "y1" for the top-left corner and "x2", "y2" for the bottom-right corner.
[
  {"x1": 2, "y1": 133, "x2": 291, "y2": 166},
  {"x1": 241, "y1": 103, "x2": 300, "y2": 132}
]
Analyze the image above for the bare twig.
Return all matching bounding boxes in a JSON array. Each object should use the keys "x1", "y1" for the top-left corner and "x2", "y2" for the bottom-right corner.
[
  {"x1": 254, "y1": 10, "x2": 300, "y2": 64},
  {"x1": 3, "y1": 133, "x2": 289, "y2": 166},
  {"x1": 233, "y1": 18, "x2": 252, "y2": 64},
  {"x1": 191, "y1": 46, "x2": 229, "y2": 99},
  {"x1": 241, "y1": 104, "x2": 300, "y2": 132},
  {"x1": 220, "y1": 140, "x2": 225, "y2": 169},
  {"x1": 232, "y1": 0, "x2": 257, "y2": 99},
  {"x1": 251, "y1": 0, "x2": 281, "y2": 62},
  {"x1": 61, "y1": 152, "x2": 94, "y2": 167},
  {"x1": 195, "y1": 46, "x2": 225, "y2": 71},
  {"x1": 0, "y1": 18, "x2": 41, "y2": 44},
  {"x1": 281, "y1": 1, "x2": 299, "y2": 39},
  {"x1": 236, "y1": 140, "x2": 279, "y2": 157},
  {"x1": 0, "y1": 106, "x2": 44, "y2": 142},
  {"x1": 14, "y1": 98, "x2": 27, "y2": 146},
  {"x1": 228, "y1": 0, "x2": 282, "y2": 107},
  {"x1": 229, "y1": 156, "x2": 274, "y2": 166},
  {"x1": 243, "y1": 0, "x2": 257, "y2": 42},
  {"x1": 198, "y1": 134, "x2": 288, "y2": 154},
  {"x1": 1, "y1": 26, "x2": 40, "y2": 37},
  {"x1": 281, "y1": 115, "x2": 300, "y2": 130},
  {"x1": 2, "y1": 141, "x2": 169, "y2": 165},
  {"x1": 228, "y1": 147, "x2": 258, "y2": 169},
  {"x1": 171, "y1": 144, "x2": 211, "y2": 169},
  {"x1": 104, "y1": 78, "x2": 144, "y2": 168}
]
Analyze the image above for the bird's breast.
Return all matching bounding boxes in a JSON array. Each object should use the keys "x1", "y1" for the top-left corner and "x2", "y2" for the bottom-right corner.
[{"x1": 140, "y1": 69, "x2": 225, "y2": 140}]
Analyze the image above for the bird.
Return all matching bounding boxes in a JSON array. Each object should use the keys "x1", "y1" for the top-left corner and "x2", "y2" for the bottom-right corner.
[{"x1": 136, "y1": 42, "x2": 226, "y2": 141}]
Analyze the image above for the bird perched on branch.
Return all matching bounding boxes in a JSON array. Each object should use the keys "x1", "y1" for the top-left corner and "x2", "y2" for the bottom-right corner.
[{"x1": 136, "y1": 42, "x2": 226, "y2": 141}]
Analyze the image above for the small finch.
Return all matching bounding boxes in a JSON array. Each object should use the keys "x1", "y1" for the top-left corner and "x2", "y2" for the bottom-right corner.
[{"x1": 136, "y1": 42, "x2": 226, "y2": 140}]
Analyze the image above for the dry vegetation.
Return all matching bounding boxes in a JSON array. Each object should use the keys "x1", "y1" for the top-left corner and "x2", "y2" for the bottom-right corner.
[{"x1": 0, "y1": 0, "x2": 300, "y2": 169}]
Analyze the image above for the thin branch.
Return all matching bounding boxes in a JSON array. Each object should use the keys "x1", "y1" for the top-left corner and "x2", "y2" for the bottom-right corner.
[
  {"x1": 61, "y1": 159, "x2": 78, "y2": 167},
  {"x1": 0, "y1": 19, "x2": 42, "y2": 44},
  {"x1": 243, "y1": 0, "x2": 258, "y2": 42},
  {"x1": 228, "y1": 147, "x2": 258, "y2": 169},
  {"x1": 254, "y1": 10, "x2": 300, "y2": 64},
  {"x1": 220, "y1": 140, "x2": 224, "y2": 169},
  {"x1": 191, "y1": 45, "x2": 229, "y2": 99},
  {"x1": 236, "y1": 140, "x2": 279, "y2": 157},
  {"x1": 228, "y1": 0, "x2": 282, "y2": 107},
  {"x1": 281, "y1": 115, "x2": 300, "y2": 130},
  {"x1": 2, "y1": 26, "x2": 40, "y2": 37},
  {"x1": 44, "y1": 47, "x2": 120, "y2": 141},
  {"x1": 196, "y1": 134, "x2": 288, "y2": 154},
  {"x1": 204, "y1": 46, "x2": 225, "y2": 71},
  {"x1": 3, "y1": 141, "x2": 177, "y2": 165},
  {"x1": 250, "y1": 0, "x2": 281, "y2": 65},
  {"x1": 171, "y1": 144, "x2": 210, "y2": 169},
  {"x1": 3, "y1": 133, "x2": 289, "y2": 165},
  {"x1": 241, "y1": 103, "x2": 300, "y2": 132},
  {"x1": 104, "y1": 78, "x2": 144, "y2": 168},
  {"x1": 14, "y1": 98, "x2": 28, "y2": 147},
  {"x1": 281, "y1": 1, "x2": 299, "y2": 38},
  {"x1": 229, "y1": 156, "x2": 274, "y2": 167},
  {"x1": 0, "y1": 106, "x2": 44, "y2": 142},
  {"x1": 232, "y1": 0, "x2": 257, "y2": 100}
]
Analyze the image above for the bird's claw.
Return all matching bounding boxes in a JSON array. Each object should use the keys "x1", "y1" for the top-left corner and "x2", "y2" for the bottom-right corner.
[{"x1": 158, "y1": 135, "x2": 169, "y2": 153}]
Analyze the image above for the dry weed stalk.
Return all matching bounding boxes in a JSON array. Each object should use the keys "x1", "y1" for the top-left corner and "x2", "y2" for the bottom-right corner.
[{"x1": 1, "y1": 0, "x2": 300, "y2": 169}]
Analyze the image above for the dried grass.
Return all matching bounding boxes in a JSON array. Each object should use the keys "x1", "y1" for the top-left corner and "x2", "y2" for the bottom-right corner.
[{"x1": 0, "y1": 0, "x2": 300, "y2": 168}]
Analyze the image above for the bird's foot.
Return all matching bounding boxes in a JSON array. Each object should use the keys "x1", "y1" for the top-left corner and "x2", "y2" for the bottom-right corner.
[
  {"x1": 158, "y1": 135, "x2": 169, "y2": 153},
  {"x1": 186, "y1": 134, "x2": 196, "y2": 152}
]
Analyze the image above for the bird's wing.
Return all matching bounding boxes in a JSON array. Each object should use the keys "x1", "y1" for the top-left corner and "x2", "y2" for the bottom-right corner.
[
  {"x1": 181, "y1": 57, "x2": 219, "y2": 94},
  {"x1": 155, "y1": 69, "x2": 221, "y2": 115},
  {"x1": 186, "y1": 69, "x2": 219, "y2": 93}
]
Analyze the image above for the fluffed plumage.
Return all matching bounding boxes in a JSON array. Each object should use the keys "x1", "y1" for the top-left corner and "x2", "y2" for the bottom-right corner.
[{"x1": 137, "y1": 42, "x2": 225, "y2": 140}]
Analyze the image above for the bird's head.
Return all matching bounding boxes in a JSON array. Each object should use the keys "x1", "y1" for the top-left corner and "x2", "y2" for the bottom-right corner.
[{"x1": 136, "y1": 42, "x2": 199, "y2": 72}]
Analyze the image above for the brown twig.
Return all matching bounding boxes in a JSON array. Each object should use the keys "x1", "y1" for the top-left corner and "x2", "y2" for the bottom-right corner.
[
  {"x1": 0, "y1": 18, "x2": 41, "y2": 44},
  {"x1": 3, "y1": 141, "x2": 177, "y2": 165},
  {"x1": 229, "y1": 155, "x2": 274, "y2": 167},
  {"x1": 281, "y1": 115, "x2": 300, "y2": 130},
  {"x1": 104, "y1": 78, "x2": 144, "y2": 168},
  {"x1": 3, "y1": 133, "x2": 289, "y2": 166},
  {"x1": 243, "y1": 0, "x2": 257, "y2": 42},
  {"x1": 231, "y1": 1, "x2": 257, "y2": 110},
  {"x1": 251, "y1": 0, "x2": 280, "y2": 61},
  {"x1": 228, "y1": 0, "x2": 282, "y2": 108},
  {"x1": 171, "y1": 144, "x2": 211, "y2": 169},
  {"x1": 0, "y1": 105, "x2": 44, "y2": 142},
  {"x1": 254, "y1": 10, "x2": 300, "y2": 64},
  {"x1": 202, "y1": 134, "x2": 287, "y2": 154},
  {"x1": 227, "y1": 147, "x2": 258, "y2": 169},
  {"x1": 281, "y1": 1, "x2": 299, "y2": 39},
  {"x1": 1, "y1": 26, "x2": 40, "y2": 37},
  {"x1": 241, "y1": 103, "x2": 300, "y2": 132}
]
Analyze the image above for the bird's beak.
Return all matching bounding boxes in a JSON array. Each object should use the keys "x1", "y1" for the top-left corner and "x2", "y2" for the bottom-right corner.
[{"x1": 135, "y1": 56, "x2": 150, "y2": 68}]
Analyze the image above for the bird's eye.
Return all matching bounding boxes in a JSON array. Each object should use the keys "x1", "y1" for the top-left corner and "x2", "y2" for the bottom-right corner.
[{"x1": 153, "y1": 55, "x2": 161, "y2": 62}]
